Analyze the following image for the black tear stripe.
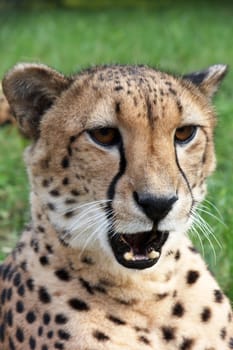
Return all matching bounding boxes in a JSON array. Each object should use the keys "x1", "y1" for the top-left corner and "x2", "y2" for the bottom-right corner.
[
  {"x1": 106, "y1": 142, "x2": 127, "y2": 226},
  {"x1": 201, "y1": 129, "x2": 209, "y2": 164},
  {"x1": 174, "y1": 147, "x2": 194, "y2": 215},
  {"x1": 107, "y1": 142, "x2": 127, "y2": 201}
]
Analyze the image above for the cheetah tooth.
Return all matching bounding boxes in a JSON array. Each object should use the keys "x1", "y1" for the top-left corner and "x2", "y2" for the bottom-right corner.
[
  {"x1": 123, "y1": 251, "x2": 134, "y2": 261},
  {"x1": 148, "y1": 250, "x2": 160, "y2": 259}
]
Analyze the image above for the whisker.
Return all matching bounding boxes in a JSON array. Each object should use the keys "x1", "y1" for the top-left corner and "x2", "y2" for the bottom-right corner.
[
  {"x1": 189, "y1": 217, "x2": 205, "y2": 257},
  {"x1": 202, "y1": 198, "x2": 224, "y2": 220},
  {"x1": 196, "y1": 205, "x2": 226, "y2": 227},
  {"x1": 57, "y1": 199, "x2": 112, "y2": 215}
]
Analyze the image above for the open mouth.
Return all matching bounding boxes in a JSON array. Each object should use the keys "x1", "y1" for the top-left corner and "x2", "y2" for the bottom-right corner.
[{"x1": 108, "y1": 227, "x2": 169, "y2": 269}]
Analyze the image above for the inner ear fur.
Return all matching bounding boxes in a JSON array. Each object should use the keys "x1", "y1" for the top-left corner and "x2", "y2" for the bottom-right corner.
[
  {"x1": 2, "y1": 63, "x2": 72, "y2": 138},
  {"x1": 183, "y1": 64, "x2": 228, "y2": 98}
]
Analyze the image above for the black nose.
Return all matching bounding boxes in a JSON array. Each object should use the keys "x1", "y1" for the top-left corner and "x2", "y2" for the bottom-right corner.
[{"x1": 133, "y1": 192, "x2": 178, "y2": 222}]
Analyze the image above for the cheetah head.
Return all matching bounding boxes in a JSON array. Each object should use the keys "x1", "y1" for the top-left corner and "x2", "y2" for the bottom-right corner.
[{"x1": 3, "y1": 63, "x2": 227, "y2": 270}]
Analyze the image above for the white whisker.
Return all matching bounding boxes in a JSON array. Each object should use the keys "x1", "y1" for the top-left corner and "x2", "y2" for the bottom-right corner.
[{"x1": 57, "y1": 199, "x2": 112, "y2": 215}]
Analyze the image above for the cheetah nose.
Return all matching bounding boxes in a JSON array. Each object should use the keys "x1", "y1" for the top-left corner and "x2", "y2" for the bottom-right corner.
[{"x1": 133, "y1": 192, "x2": 178, "y2": 222}]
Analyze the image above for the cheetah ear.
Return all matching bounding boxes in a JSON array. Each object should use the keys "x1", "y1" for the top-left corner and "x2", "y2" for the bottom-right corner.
[
  {"x1": 2, "y1": 63, "x2": 72, "y2": 138},
  {"x1": 183, "y1": 64, "x2": 228, "y2": 98}
]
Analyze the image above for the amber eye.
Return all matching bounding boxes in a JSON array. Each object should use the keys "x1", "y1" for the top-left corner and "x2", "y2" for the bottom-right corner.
[
  {"x1": 175, "y1": 125, "x2": 197, "y2": 144},
  {"x1": 88, "y1": 127, "x2": 121, "y2": 147}
]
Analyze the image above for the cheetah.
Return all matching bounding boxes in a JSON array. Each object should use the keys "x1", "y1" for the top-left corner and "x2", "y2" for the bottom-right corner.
[{"x1": 0, "y1": 62, "x2": 232, "y2": 350}]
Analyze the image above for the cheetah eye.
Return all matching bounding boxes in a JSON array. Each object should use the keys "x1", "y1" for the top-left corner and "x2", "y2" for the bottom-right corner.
[
  {"x1": 175, "y1": 125, "x2": 197, "y2": 144},
  {"x1": 88, "y1": 127, "x2": 121, "y2": 147}
]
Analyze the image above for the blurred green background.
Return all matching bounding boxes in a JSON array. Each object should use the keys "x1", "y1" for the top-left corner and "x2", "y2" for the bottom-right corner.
[{"x1": 0, "y1": 1, "x2": 233, "y2": 299}]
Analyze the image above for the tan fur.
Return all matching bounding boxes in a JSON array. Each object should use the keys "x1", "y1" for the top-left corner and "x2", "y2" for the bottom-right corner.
[
  {"x1": 0, "y1": 63, "x2": 232, "y2": 350},
  {"x1": 0, "y1": 83, "x2": 15, "y2": 126}
]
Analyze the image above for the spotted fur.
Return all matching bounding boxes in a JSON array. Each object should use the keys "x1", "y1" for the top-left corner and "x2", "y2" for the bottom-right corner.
[{"x1": 0, "y1": 62, "x2": 232, "y2": 350}]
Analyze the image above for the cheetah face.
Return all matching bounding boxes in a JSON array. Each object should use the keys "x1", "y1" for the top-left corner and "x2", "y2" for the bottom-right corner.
[{"x1": 3, "y1": 63, "x2": 227, "y2": 270}]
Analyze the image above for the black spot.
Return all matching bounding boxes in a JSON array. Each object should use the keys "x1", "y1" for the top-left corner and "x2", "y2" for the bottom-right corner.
[
  {"x1": 68, "y1": 298, "x2": 89, "y2": 311},
  {"x1": 214, "y1": 289, "x2": 223, "y2": 303},
  {"x1": 38, "y1": 286, "x2": 51, "y2": 303},
  {"x1": 65, "y1": 198, "x2": 76, "y2": 205},
  {"x1": 19, "y1": 260, "x2": 27, "y2": 271},
  {"x1": 79, "y1": 277, "x2": 94, "y2": 295},
  {"x1": 161, "y1": 326, "x2": 175, "y2": 341},
  {"x1": 114, "y1": 85, "x2": 123, "y2": 91},
  {"x1": 61, "y1": 156, "x2": 69, "y2": 168},
  {"x1": 93, "y1": 284, "x2": 107, "y2": 294},
  {"x1": 42, "y1": 345, "x2": 48, "y2": 350},
  {"x1": 6, "y1": 309, "x2": 13, "y2": 326},
  {"x1": 70, "y1": 135, "x2": 76, "y2": 143},
  {"x1": 16, "y1": 300, "x2": 24, "y2": 313},
  {"x1": 16, "y1": 327, "x2": 24, "y2": 342},
  {"x1": 42, "y1": 179, "x2": 50, "y2": 187},
  {"x1": 6, "y1": 287, "x2": 12, "y2": 301},
  {"x1": 55, "y1": 314, "x2": 68, "y2": 324},
  {"x1": 62, "y1": 177, "x2": 69, "y2": 185},
  {"x1": 9, "y1": 337, "x2": 16, "y2": 350},
  {"x1": 70, "y1": 189, "x2": 80, "y2": 196},
  {"x1": 46, "y1": 244, "x2": 54, "y2": 254},
  {"x1": 31, "y1": 239, "x2": 39, "y2": 253},
  {"x1": 47, "y1": 330, "x2": 54, "y2": 338},
  {"x1": 228, "y1": 312, "x2": 232, "y2": 323},
  {"x1": 67, "y1": 145, "x2": 72, "y2": 156},
  {"x1": 138, "y1": 335, "x2": 150, "y2": 345},
  {"x1": 17, "y1": 284, "x2": 25, "y2": 297},
  {"x1": 169, "y1": 87, "x2": 177, "y2": 95},
  {"x1": 26, "y1": 311, "x2": 36, "y2": 323},
  {"x1": 1, "y1": 288, "x2": 6, "y2": 304},
  {"x1": 0, "y1": 323, "x2": 5, "y2": 342},
  {"x1": 50, "y1": 189, "x2": 60, "y2": 197},
  {"x1": 176, "y1": 99, "x2": 183, "y2": 113},
  {"x1": 58, "y1": 329, "x2": 71, "y2": 341},
  {"x1": 201, "y1": 307, "x2": 211, "y2": 322},
  {"x1": 175, "y1": 250, "x2": 180, "y2": 260},
  {"x1": 134, "y1": 326, "x2": 149, "y2": 333},
  {"x1": 55, "y1": 269, "x2": 71, "y2": 281},
  {"x1": 47, "y1": 202, "x2": 55, "y2": 211},
  {"x1": 180, "y1": 338, "x2": 194, "y2": 350},
  {"x1": 39, "y1": 256, "x2": 49, "y2": 266},
  {"x1": 54, "y1": 342, "x2": 64, "y2": 349},
  {"x1": 229, "y1": 337, "x2": 233, "y2": 349},
  {"x1": 220, "y1": 327, "x2": 226, "y2": 339},
  {"x1": 38, "y1": 326, "x2": 43, "y2": 336},
  {"x1": 186, "y1": 270, "x2": 200, "y2": 284},
  {"x1": 2, "y1": 264, "x2": 10, "y2": 280},
  {"x1": 43, "y1": 312, "x2": 51, "y2": 325},
  {"x1": 37, "y1": 226, "x2": 45, "y2": 233},
  {"x1": 13, "y1": 272, "x2": 21, "y2": 287},
  {"x1": 172, "y1": 302, "x2": 185, "y2": 317},
  {"x1": 108, "y1": 314, "x2": 126, "y2": 325},
  {"x1": 29, "y1": 336, "x2": 36, "y2": 349},
  {"x1": 155, "y1": 292, "x2": 169, "y2": 301},
  {"x1": 64, "y1": 211, "x2": 73, "y2": 218},
  {"x1": 188, "y1": 246, "x2": 198, "y2": 254},
  {"x1": 81, "y1": 256, "x2": 94, "y2": 265},
  {"x1": 93, "y1": 330, "x2": 110, "y2": 341},
  {"x1": 26, "y1": 278, "x2": 34, "y2": 291}
]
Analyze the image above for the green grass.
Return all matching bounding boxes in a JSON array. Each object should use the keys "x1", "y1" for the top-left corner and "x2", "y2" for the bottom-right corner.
[{"x1": 0, "y1": 4, "x2": 233, "y2": 298}]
